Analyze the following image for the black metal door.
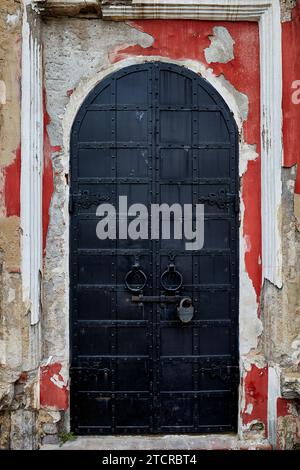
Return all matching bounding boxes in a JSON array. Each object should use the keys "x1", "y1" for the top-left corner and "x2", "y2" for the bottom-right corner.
[{"x1": 70, "y1": 62, "x2": 239, "y2": 434}]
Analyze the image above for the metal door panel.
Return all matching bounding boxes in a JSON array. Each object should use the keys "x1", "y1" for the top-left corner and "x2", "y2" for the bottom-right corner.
[
  {"x1": 115, "y1": 398, "x2": 151, "y2": 428},
  {"x1": 116, "y1": 110, "x2": 149, "y2": 142},
  {"x1": 160, "y1": 111, "x2": 192, "y2": 144},
  {"x1": 78, "y1": 149, "x2": 113, "y2": 177},
  {"x1": 70, "y1": 62, "x2": 239, "y2": 434},
  {"x1": 197, "y1": 290, "x2": 231, "y2": 320},
  {"x1": 77, "y1": 393, "x2": 113, "y2": 428},
  {"x1": 116, "y1": 149, "x2": 149, "y2": 177},
  {"x1": 77, "y1": 325, "x2": 112, "y2": 356},
  {"x1": 77, "y1": 289, "x2": 112, "y2": 320},
  {"x1": 160, "y1": 397, "x2": 194, "y2": 427},
  {"x1": 92, "y1": 84, "x2": 113, "y2": 105},
  {"x1": 116, "y1": 360, "x2": 149, "y2": 391},
  {"x1": 77, "y1": 254, "x2": 114, "y2": 284},
  {"x1": 160, "y1": 361, "x2": 194, "y2": 391},
  {"x1": 197, "y1": 112, "x2": 230, "y2": 142},
  {"x1": 159, "y1": 70, "x2": 192, "y2": 106},
  {"x1": 160, "y1": 148, "x2": 193, "y2": 179},
  {"x1": 78, "y1": 110, "x2": 113, "y2": 142},
  {"x1": 198, "y1": 149, "x2": 230, "y2": 178},
  {"x1": 160, "y1": 327, "x2": 194, "y2": 356},
  {"x1": 116, "y1": 70, "x2": 149, "y2": 104},
  {"x1": 198, "y1": 326, "x2": 231, "y2": 355}
]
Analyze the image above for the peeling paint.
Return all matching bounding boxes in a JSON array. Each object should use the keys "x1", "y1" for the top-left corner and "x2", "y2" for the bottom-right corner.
[
  {"x1": 204, "y1": 26, "x2": 235, "y2": 64},
  {"x1": 7, "y1": 287, "x2": 15, "y2": 304},
  {"x1": 43, "y1": 89, "x2": 59, "y2": 253},
  {"x1": 282, "y1": 1, "x2": 300, "y2": 196},
  {"x1": 239, "y1": 143, "x2": 258, "y2": 177},
  {"x1": 4, "y1": 146, "x2": 21, "y2": 217},
  {"x1": 245, "y1": 403, "x2": 254, "y2": 415},
  {"x1": 112, "y1": 20, "x2": 260, "y2": 144},
  {"x1": 242, "y1": 158, "x2": 262, "y2": 302},
  {"x1": 40, "y1": 363, "x2": 68, "y2": 410},
  {"x1": 281, "y1": 0, "x2": 298, "y2": 22},
  {"x1": 6, "y1": 11, "x2": 21, "y2": 28},
  {"x1": 241, "y1": 365, "x2": 268, "y2": 437},
  {"x1": 217, "y1": 74, "x2": 248, "y2": 122}
]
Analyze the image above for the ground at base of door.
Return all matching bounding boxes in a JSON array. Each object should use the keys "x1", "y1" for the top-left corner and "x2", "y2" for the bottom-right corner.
[{"x1": 41, "y1": 434, "x2": 272, "y2": 450}]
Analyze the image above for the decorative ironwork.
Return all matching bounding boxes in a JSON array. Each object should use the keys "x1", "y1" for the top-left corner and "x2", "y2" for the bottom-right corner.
[
  {"x1": 69, "y1": 189, "x2": 111, "y2": 212},
  {"x1": 199, "y1": 189, "x2": 238, "y2": 211}
]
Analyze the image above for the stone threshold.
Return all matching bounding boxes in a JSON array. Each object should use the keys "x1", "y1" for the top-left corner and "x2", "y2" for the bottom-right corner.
[{"x1": 41, "y1": 434, "x2": 272, "y2": 450}]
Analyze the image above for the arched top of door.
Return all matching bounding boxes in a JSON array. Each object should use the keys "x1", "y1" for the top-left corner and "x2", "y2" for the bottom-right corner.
[{"x1": 70, "y1": 61, "x2": 238, "y2": 147}]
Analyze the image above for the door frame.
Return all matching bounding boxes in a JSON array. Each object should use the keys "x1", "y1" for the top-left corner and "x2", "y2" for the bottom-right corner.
[
  {"x1": 21, "y1": 0, "x2": 283, "y2": 444},
  {"x1": 64, "y1": 55, "x2": 251, "y2": 434},
  {"x1": 68, "y1": 60, "x2": 240, "y2": 434}
]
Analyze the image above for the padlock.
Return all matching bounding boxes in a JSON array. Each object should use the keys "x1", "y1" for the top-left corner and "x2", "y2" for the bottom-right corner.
[{"x1": 177, "y1": 298, "x2": 194, "y2": 323}]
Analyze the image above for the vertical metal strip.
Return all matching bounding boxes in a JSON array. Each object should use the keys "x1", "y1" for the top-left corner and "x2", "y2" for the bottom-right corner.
[
  {"x1": 111, "y1": 77, "x2": 117, "y2": 433},
  {"x1": 148, "y1": 63, "x2": 155, "y2": 432},
  {"x1": 192, "y1": 74, "x2": 199, "y2": 430},
  {"x1": 153, "y1": 62, "x2": 161, "y2": 432}
]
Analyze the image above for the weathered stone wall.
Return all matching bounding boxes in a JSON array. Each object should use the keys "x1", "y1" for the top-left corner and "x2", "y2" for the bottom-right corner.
[
  {"x1": 0, "y1": 0, "x2": 39, "y2": 450},
  {"x1": 0, "y1": 0, "x2": 299, "y2": 449},
  {"x1": 39, "y1": 6, "x2": 300, "y2": 448}
]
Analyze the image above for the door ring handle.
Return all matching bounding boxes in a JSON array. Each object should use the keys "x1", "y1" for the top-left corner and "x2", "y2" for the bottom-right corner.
[
  {"x1": 125, "y1": 263, "x2": 147, "y2": 293},
  {"x1": 160, "y1": 263, "x2": 183, "y2": 292}
]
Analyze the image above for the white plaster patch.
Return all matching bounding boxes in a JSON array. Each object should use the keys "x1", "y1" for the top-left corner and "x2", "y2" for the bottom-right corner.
[
  {"x1": 287, "y1": 179, "x2": 295, "y2": 192},
  {"x1": 217, "y1": 74, "x2": 249, "y2": 122},
  {"x1": 50, "y1": 374, "x2": 66, "y2": 390},
  {"x1": 268, "y1": 365, "x2": 281, "y2": 448},
  {"x1": 0, "y1": 340, "x2": 6, "y2": 366},
  {"x1": 6, "y1": 11, "x2": 21, "y2": 27},
  {"x1": 239, "y1": 195, "x2": 263, "y2": 356},
  {"x1": 0, "y1": 81, "x2": 6, "y2": 105},
  {"x1": 7, "y1": 288, "x2": 16, "y2": 304},
  {"x1": 48, "y1": 411, "x2": 61, "y2": 423},
  {"x1": 205, "y1": 26, "x2": 235, "y2": 64},
  {"x1": 245, "y1": 403, "x2": 253, "y2": 415},
  {"x1": 239, "y1": 143, "x2": 258, "y2": 177},
  {"x1": 239, "y1": 270, "x2": 263, "y2": 356},
  {"x1": 43, "y1": 19, "x2": 154, "y2": 147},
  {"x1": 291, "y1": 334, "x2": 300, "y2": 363}
]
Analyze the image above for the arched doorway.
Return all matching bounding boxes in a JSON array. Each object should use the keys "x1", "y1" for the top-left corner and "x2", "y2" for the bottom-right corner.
[{"x1": 69, "y1": 62, "x2": 239, "y2": 434}]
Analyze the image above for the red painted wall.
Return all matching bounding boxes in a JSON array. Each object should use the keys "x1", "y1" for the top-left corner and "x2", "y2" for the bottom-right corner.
[
  {"x1": 282, "y1": 1, "x2": 300, "y2": 192},
  {"x1": 40, "y1": 362, "x2": 68, "y2": 410},
  {"x1": 112, "y1": 20, "x2": 262, "y2": 300},
  {"x1": 241, "y1": 365, "x2": 268, "y2": 436}
]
